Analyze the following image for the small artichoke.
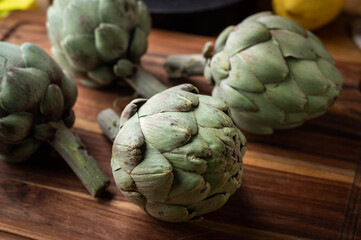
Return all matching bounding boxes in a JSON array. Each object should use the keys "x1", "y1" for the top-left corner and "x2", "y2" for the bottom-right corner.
[
  {"x1": 165, "y1": 12, "x2": 343, "y2": 134},
  {"x1": 98, "y1": 84, "x2": 247, "y2": 222},
  {"x1": 47, "y1": 0, "x2": 165, "y2": 97},
  {"x1": 0, "y1": 42, "x2": 109, "y2": 196}
]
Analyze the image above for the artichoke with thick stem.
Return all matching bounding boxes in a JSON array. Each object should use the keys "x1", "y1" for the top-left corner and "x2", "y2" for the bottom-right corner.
[
  {"x1": 46, "y1": 0, "x2": 166, "y2": 98},
  {"x1": 98, "y1": 84, "x2": 247, "y2": 222},
  {"x1": 0, "y1": 42, "x2": 109, "y2": 197},
  {"x1": 164, "y1": 12, "x2": 343, "y2": 135}
]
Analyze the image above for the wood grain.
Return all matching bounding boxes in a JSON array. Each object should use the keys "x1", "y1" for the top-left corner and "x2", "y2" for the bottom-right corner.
[{"x1": 0, "y1": 11, "x2": 361, "y2": 240}]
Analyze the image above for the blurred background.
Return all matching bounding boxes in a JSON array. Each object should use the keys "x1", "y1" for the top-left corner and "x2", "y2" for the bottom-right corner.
[{"x1": 0, "y1": 0, "x2": 360, "y2": 36}]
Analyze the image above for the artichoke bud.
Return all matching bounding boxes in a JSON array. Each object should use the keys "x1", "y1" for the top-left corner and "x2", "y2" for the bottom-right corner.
[
  {"x1": 114, "y1": 59, "x2": 134, "y2": 78},
  {"x1": 0, "y1": 67, "x2": 49, "y2": 113},
  {"x1": 40, "y1": 84, "x2": 65, "y2": 120},
  {"x1": 111, "y1": 84, "x2": 247, "y2": 222},
  {"x1": 95, "y1": 23, "x2": 129, "y2": 62},
  {"x1": 130, "y1": 27, "x2": 148, "y2": 62},
  {"x1": 0, "y1": 112, "x2": 33, "y2": 143}
]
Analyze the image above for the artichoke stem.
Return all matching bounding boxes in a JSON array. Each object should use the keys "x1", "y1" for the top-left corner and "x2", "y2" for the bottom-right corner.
[
  {"x1": 47, "y1": 121, "x2": 110, "y2": 197},
  {"x1": 124, "y1": 66, "x2": 167, "y2": 99},
  {"x1": 97, "y1": 109, "x2": 120, "y2": 142},
  {"x1": 164, "y1": 54, "x2": 206, "y2": 78}
]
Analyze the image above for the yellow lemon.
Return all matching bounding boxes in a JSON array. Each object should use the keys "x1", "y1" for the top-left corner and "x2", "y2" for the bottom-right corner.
[
  {"x1": 0, "y1": 0, "x2": 35, "y2": 18},
  {"x1": 272, "y1": 0, "x2": 346, "y2": 30}
]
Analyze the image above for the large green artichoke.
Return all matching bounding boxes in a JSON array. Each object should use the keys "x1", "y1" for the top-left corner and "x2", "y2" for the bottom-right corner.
[
  {"x1": 0, "y1": 42, "x2": 109, "y2": 196},
  {"x1": 47, "y1": 0, "x2": 165, "y2": 97},
  {"x1": 98, "y1": 84, "x2": 247, "y2": 222},
  {"x1": 165, "y1": 12, "x2": 343, "y2": 134}
]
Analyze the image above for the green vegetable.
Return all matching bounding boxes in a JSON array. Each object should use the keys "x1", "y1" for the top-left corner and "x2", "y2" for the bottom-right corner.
[
  {"x1": 47, "y1": 0, "x2": 166, "y2": 98},
  {"x1": 164, "y1": 12, "x2": 343, "y2": 134},
  {"x1": 0, "y1": 42, "x2": 109, "y2": 197},
  {"x1": 98, "y1": 84, "x2": 247, "y2": 222}
]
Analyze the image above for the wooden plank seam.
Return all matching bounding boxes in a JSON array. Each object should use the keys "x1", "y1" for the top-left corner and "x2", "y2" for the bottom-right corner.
[{"x1": 339, "y1": 155, "x2": 361, "y2": 240}]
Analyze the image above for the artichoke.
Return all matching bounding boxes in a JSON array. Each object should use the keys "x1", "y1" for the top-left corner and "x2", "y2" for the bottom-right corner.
[
  {"x1": 47, "y1": 0, "x2": 166, "y2": 98},
  {"x1": 98, "y1": 84, "x2": 247, "y2": 222},
  {"x1": 165, "y1": 12, "x2": 343, "y2": 134},
  {"x1": 0, "y1": 42, "x2": 109, "y2": 197}
]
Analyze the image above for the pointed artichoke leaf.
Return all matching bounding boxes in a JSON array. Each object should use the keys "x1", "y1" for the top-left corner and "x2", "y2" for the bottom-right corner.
[
  {"x1": 203, "y1": 171, "x2": 230, "y2": 195},
  {"x1": 0, "y1": 113, "x2": 33, "y2": 143},
  {"x1": 241, "y1": 91, "x2": 285, "y2": 123},
  {"x1": 145, "y1": 202, "x2": 198, "y2": 222},
  {"x1": 217, "y1": 82, "x2": 257, "y2": 111},
  {"x1": 61, "y1": 34, "x2": 100, "y2": 72},
  {"x1": 112, "y1": 114, "x2": 144, "y2": 173},
  {"x1": 304, "y1": 95, "x2": 329, "y2": 114},
  {"x1": 288, "y1": 58, "x2": 329, "y2": 95},
  {"x1": 137, "y1": 1, "x2": 151, "y2": 34},
  {"x1": 210, "y1": 51, "x2": 230, "y2": 84},
  {"x1": 224, "y1": 54, "x2": 265, "y2": 93},
  {"x1": 114, "y1": 59, "x2": 133, "y2": 77},
  {"x1": 0, "y1": 42, "x2": 25, "y2": 75},
  {"x1": 325, "y1": 80, "x2": 341, "y2": 106},
  {"x1": 258, "y1": 15, "x2": 306, "y2": 36},
  {"x1": 99, "y1": 0, "x2": 138, "y2": 31},
  {"x1": 139, "y1": 111, "x2": 197, "y2": 153},
  {"x1": 265, "y1": 76, "x2": 307, "y2": 112},
  {"x1": 1, "y1": 67, "x2": 49, "y2": 113},
  {"x1": 63, "y1": 0, "x2": 100, "y2": 36},
  {"x1": 40, "y1": 84, "x2": 64, "y2": 120},
  {"x1": 271, "y1": 29, "x2": 316, "y2": 60},
  {"x1": 198, "y1": 94, "x2": 228, "y2": 112},
  {"x1": 198, "y1": 127, "x2": 226, "y2": 157},
  {"x1": 242, "y1": 11, "x2": 272, "y2": 24},
  {"x1": 61, "y1": 72, "x2": 78, "y2": 110},
  {"x1": 95, "y1": 23, "x2": 129, "y2": 62},
  {"x1": 166, "y1": 169, "x2": 211, "y2": 205},
  {"x1": 194, "y1": 100, "x2": 233, "y2": 128},
  {"x1": 225, "y1": 21, "x2": 270, "y2": 56},
  {"x1": 138, "y1": 87, "x2": 199, "y2": 117},
  {"x1": 215, "y1": 25, "x2": 234, "y2": 52},
  {"x1": 240, "y1": 39, "x2": 288, "y2": 84},
  {"x1": 317, "y1": 58, "x2": 343, "y2": 87},
  {"x1": 131, "y1": 142, "x2": 173, "y2": 202},
  {"x1": 163, "y1": 134, "x2": 210, "y2": 174},
  {"x1": 130, "y1": 27, "x2": 148, "y2": 61},
  {"x1": 88, "y1": 65, "x2": 116, "y2": 86},
  {"x1": 307, "y1": 30, "x2": 335, "y2": 62},
  {"x1": 21, "y1": 43, "x2": 64, "y2": 85}
]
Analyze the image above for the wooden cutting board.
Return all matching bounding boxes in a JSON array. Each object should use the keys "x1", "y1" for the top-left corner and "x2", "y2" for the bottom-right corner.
[{"x1": 0, "y1": 11, "x2": 360, "y2": 240}]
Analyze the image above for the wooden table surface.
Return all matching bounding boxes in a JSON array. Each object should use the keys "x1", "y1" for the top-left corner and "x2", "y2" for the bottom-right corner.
[{"x1": 1, "y1": 11, "x2": 361, "y2": 240}]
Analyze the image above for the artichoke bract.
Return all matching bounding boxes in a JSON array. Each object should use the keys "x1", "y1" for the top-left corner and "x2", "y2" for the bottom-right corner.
[
  {"x1": 0, "y1": 42, "x2": 109, "y2": 197},
  {"x1": 47, "y1": 0, "x2": 166, "y2": 98},
  {"x1": 165, "y1": 12, "x2": 343, "y2": 134},
  {"x1": 98, "y1": 84, "x2": 247, "y2": 222}
]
